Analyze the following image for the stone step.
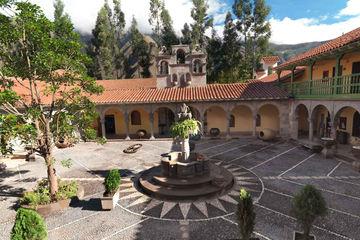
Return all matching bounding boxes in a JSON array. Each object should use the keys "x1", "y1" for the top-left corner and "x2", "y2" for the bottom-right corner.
[
  {"x1": 152, "y1": 174, "x2": 214, "y2": 188},
  {"x1": 139, "y1": 178, "x2": 228, "y2": 200}
]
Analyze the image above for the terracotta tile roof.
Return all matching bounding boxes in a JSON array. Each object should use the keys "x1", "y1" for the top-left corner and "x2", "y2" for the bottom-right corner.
[
  {"x1": 261, "y1": 56, "x2": 280, "y2": 64},
  {"x1": 277, "y1": 27, "x2": 360, "y2": 69},
  {"x1": 90, "y1": 82, "x2": 289, "y2": 104},
  {"x1": 97, "y1": 78, "x2": 157, "y2": 90},
  {"x1": 259, "y1": 66, "x2": 306, "y2": 83}
]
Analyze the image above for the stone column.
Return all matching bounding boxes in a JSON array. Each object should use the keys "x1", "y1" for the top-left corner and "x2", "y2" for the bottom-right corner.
[
  {"x1": 290, "y1": 114, "x2": 299, "y2": 140},
  {"x1": 226, "y1": 111, "x2": 231, "y2": 140},
  {"x1": 330, "y1": 115, "x2": 338, "y2": 139},
  {"x1": 124, "y1": 111, "x2": 131, "y2": 140},
  {"x1": 308, "y1": 118, "x2": 314, "y2": 142},
  {"x1": 200, "y1": 111, "x2": 206, "y2": 138},
  {"x1": 252, "y1": 113, "x2": 257, "y2": 137},
  {"x1": 149, "y1": 111, "x2": 155, "y2": 140},
  {"x1": 100, "y1": 115, "x2": 106, "y2": 138}
]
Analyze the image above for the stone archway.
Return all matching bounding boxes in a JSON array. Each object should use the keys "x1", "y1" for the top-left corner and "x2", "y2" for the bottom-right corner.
[
  {"x1": 257, "y1": 104, "x2": 280, "y2": 134},
  {"x1": 102, "y1": 107, "x2": 125, "y2": 138},
  {"x1": 204, "y1": 105, "x2": 227, "y2": 136},
  {"x1": 334, "y1": 106, "x2": 360, "y2": 144},
  {"x1": 230, "y1": 105, "x2": 253, "y2": 136},
  {"x1": 311, "y1": 105, "x2": 331, "y2": 139},
  {"x1": 295, "y1": 104, "x2": 310, "y2": 140},
  {"x1": 155, "y1": 107, "x2": 175, "y2": 137}
]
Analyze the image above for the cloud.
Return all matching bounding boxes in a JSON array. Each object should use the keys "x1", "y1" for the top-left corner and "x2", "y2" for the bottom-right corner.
[
  {"x1": 28, "y1": 0, "x2": 228, "y2": 36},
  {"x1": 270, "y1": 15, "x2": 360, "y2": 44},
  {"x1": 338, "y1": 0, "x2": 360, "y2": 16}
]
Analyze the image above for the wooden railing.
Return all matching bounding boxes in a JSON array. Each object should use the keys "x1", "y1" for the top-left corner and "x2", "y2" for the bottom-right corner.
[{"x1": 282, "y1": 73, "x2": 360, "y2": 99}]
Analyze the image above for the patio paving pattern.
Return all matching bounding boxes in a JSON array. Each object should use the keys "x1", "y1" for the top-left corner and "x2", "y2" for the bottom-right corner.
[{"x1": 1, "y1": 138, "x2": 360, "y2": 240}]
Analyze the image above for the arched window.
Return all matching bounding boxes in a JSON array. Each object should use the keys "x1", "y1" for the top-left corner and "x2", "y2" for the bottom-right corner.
[
  {"x1": 186, "y1": 73, "x2": 191, "y2": 85},
  {"x1": 193, "y1": 59, "x2": 203, "y2": 73},
  {"x1": 159, "y1": 61, "x2": 169, "y2": 75},
  {"x1": 229, "y1": 115, "x2": 235, "y2": 128},
  {"x1": 131, "y1": 111, "x2": 141, "y2": 125},
  {"x1": 256, "y1": 114, "x2": 261, "y2": 127},
  {"x1": 176, "y1": 49, "x2": 186, "y2": 64},
  {"x1": 172, "y1": 74, "x2": 178, "y2": 83}
]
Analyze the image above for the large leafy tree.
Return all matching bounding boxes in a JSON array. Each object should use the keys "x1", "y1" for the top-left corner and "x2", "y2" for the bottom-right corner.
[
  {"x1": 127, "y1": 17, "x2": 153, "y2": 78},
  {"x1": 219, "y1": 12, "x2": 242, "y2": 83},
  {"x1": 0, "y1": 0, "x2": 103, "y2": 199},
  {"x1": 233, "y1": 0, "x2": 271, "y2": 79},
  {"x1": 190, "y1": 0, "x2": 213, "y2": 48},
  {"x1": 206, "y1": 29, "x2": 222, "y2": 83},
  {"x1": 148, "y1": 0, "x2": 162, "y2": 43},
  {"x1": 159, "y1": 2, "x2": 178, "y2": 49},
  {"x1": 91, "y1": 1, "x2": 116, "y2": 80},
  {"x1": 112, "y1": 0, "x2": 126, "y2": 78},
  {"x1": 181, "y1": 23, "x2": 192, "y2": 45}
]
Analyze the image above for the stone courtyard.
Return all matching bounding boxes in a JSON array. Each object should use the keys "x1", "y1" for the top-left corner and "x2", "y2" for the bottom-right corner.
[{"x1": 1, "y1": 138, "x2": 360, "y2": 240}]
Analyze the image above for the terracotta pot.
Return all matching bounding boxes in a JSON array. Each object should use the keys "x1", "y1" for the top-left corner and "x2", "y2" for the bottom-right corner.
[
  {"x1": 209, "y1": 128, "x2": 220, "y2": 138},
  {"x1": 101, "y1": 189, "x2": 120, "y2": 210},
  {"x1": 259, "y1": 129, "x2": 276, "y2": 141}
]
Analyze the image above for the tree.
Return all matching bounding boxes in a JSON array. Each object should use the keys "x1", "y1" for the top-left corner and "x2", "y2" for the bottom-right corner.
[
  {"x1": 127, "y1": 17, "x2": 153, "y2": 78},
  {"x1": 219, "y1": 11, "x2": 242, "y2": 83},
  {"x1": 148, "y1": 0, "x2": 162, "y2": 43},
  {"x1": 190, "y1": 0, "x2": 213, "y2": 48},
  {"x1": 112, "y1": 0, "x2": 126, "y2": 78},
  {"x1": 237, "y1": 189, "x2": 255, "y2": 240},
  {"x1": 206, "y1": 29, "x2": 222, "y2": 83},
  {"x1": 292, "y1": 185, "x2": 327, "y2": 239},
  {"x1": 91, "y1": 2, "x2": 116, "y2": 80},
  {"x1": 233, "y1": 0, "x2": 271, "y2": 79},
  {"x1": 159, "y1": 2, "x2": 178, "y2": 49},
  {"x1": 0, "y1": 1, "x2": 103, "y2": 199},
  {"x1": 181, "y1": 23, "x2": 192, "y2": 45}
]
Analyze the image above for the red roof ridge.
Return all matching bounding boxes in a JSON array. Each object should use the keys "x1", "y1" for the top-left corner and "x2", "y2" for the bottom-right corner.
[{"x1": 276, "y1": 26, "x2": 360, "y2": 69}]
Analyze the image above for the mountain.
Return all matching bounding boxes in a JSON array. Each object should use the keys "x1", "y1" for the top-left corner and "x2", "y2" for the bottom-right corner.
[{"x1": 269, "y1": 41, "x2": 324, "y2": 61}]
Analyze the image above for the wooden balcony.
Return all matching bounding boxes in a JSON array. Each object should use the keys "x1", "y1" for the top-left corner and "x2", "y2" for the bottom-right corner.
[{"x1": 282, "y1": 73, "x2": 360, "y2": 99}]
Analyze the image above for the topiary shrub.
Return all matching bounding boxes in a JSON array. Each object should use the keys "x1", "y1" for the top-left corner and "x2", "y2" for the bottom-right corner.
[
  {"x1": 237, "y1": 189, "x2": 255, "y2": 240},
  {"x1": 104, "y1": 169, "x2": 121, "y2": 195},
  {"x1": 292, "y1": 185, "x2": 327, "y2": 239},
  {"x1": 11, "y1": 208, "x2": 47, "y2": 240}
]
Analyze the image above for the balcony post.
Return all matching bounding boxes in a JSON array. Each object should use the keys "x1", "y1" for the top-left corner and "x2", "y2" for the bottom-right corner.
[
  {"x1": 308, "y1": 61, "x2": 315, "y2": 95},
  {"x1": 100, "y1": 115, "x2": 106, "y2": 138},
  {"x1": 291, "y1": 66, "x2": 295, "y2": 94},
  {"x1": 334, "y1": 54, "x2": 344, "y2": 95},
  {"x1": 124, "y1": 111, "x2": 131, "y2": 140}
]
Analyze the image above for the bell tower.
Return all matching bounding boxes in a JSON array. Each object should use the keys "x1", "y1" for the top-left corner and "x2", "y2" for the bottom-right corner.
[{"x1": 156, "y1": 45, "x2": 207, "y2": 89}]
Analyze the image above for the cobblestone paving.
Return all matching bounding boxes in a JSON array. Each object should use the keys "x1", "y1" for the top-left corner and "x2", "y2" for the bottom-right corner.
[{"x1": 1, "y1": 138, "x2": 360, "y2": 240}]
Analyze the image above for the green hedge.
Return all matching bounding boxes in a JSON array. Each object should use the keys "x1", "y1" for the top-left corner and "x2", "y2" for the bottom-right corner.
[
  {"x1": 21, "y1": 179, "x2": 78, "y2": 207},
  {"x1": 11, "y1": 208, "x2": 47, "y2": 240}
]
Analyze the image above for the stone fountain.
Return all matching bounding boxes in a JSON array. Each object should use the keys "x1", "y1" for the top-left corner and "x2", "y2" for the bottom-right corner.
[{"x1": 138, "y1": 104, "x2": 234, "y2": 200}]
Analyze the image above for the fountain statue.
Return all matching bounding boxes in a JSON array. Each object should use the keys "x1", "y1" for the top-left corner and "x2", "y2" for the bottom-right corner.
[{"x1": 137, "y1": 103, "x2": 234, "y2": 200}]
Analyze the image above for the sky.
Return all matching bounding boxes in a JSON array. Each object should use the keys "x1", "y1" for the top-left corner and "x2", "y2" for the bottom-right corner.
[{"x1": 28, "y1": 0, "x2": 360, "y2": 45}]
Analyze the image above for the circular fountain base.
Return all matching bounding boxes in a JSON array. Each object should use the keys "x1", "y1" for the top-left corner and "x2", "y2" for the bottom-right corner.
[{"x1": 138, "y1": 163, "x2": 234, "y2": 201}]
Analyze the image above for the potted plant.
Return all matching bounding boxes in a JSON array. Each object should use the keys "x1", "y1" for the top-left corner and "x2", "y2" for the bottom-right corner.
[
  {"x1": 237, "y1": 189, "x2": 258, "y2": 240},
  {"x1": 101, "y1": 169, "x2": 121, "y2": 210},
  {"x1": 170, "y1": 119, "x2": 200, "y2": 161},
  {"x1": 11, "y1": 208, "x2": 47, "y2": 240},
  {"x1": 292, "y1": 185, "x2": 327, "y2": 240}
]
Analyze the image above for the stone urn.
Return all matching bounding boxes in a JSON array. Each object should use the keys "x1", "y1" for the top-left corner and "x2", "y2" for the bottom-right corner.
[
  {"x1": 209, "y1": 128, "x2": 220, "y2": 138},
  {"x1": 321, "y1": 137, "x2": 336, "y2": 159},
  {"x1": 259, "y1": 129, "x2": 276, "y2": 141},
  {"x1": 352, "y1": 146, "x2": 360, "y2": 172}
]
